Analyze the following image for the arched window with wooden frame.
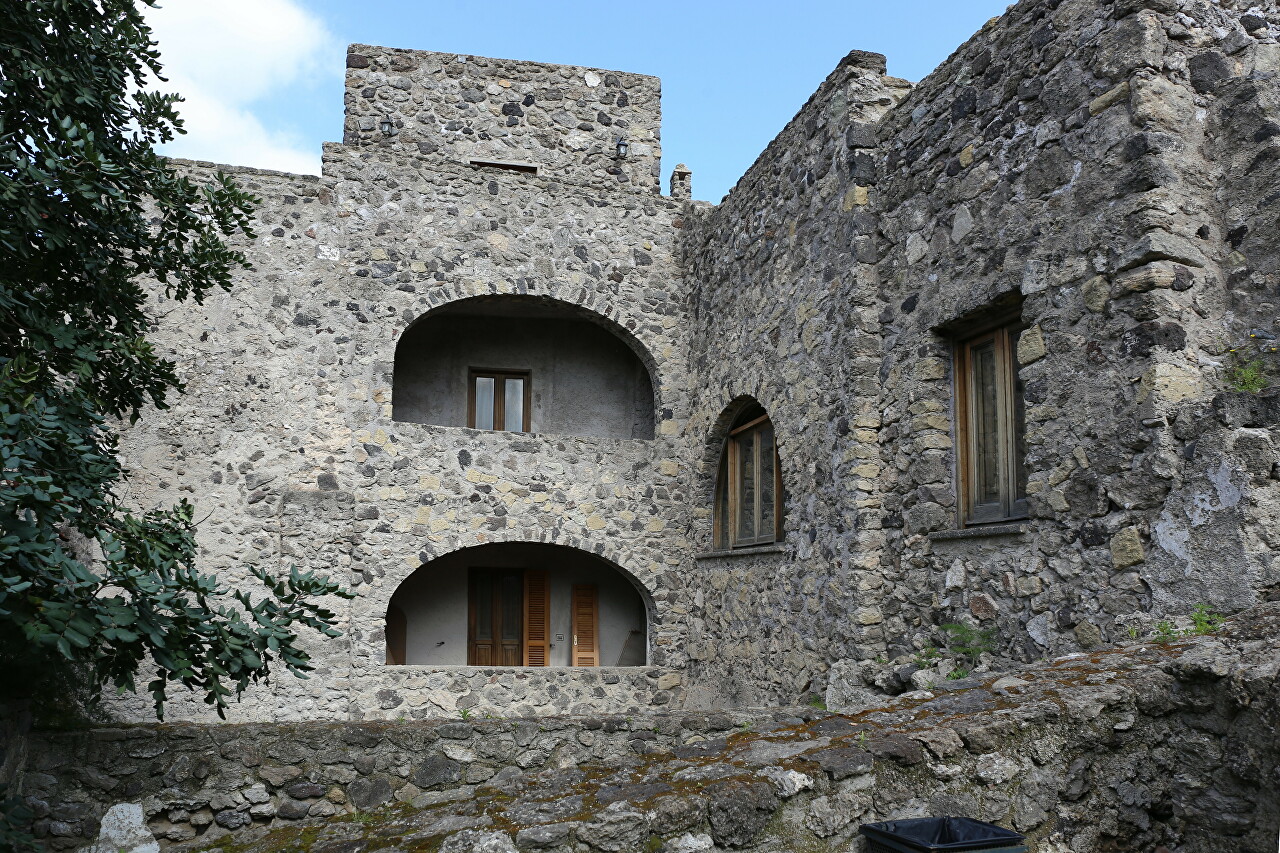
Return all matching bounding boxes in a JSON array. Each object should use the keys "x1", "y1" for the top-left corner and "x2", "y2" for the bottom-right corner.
[{"x1": 714, "y1": 404, "x2": 783, "y2": 549}]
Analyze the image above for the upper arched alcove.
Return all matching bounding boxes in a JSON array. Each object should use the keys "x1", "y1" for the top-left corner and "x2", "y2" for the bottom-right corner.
[{"x1": 392, "y1": 296, "x2": 656, "y2": 439}]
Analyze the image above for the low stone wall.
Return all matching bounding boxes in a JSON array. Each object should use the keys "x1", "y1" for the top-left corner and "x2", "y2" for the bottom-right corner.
[
  {"x1": 350, "y1": 666, "x2": 687, "y2": 720},
  {"x1": 21, "y1": 709, "x2": 762, "y2": 850},
  {"x1": 22, "y1": 604, "x2": 1280, "y2": 852}
]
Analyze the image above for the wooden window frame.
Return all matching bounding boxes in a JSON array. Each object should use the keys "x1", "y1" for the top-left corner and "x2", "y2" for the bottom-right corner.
[
  {"x1": 467, "y1": 368, "x2": 532, "y2": 433},
  {"x1": 954, "y1": 321, "x2": 1028, "y2": 527},
  {"x1": 715, "y1": 413, "x2": 783, "y2": 549}
]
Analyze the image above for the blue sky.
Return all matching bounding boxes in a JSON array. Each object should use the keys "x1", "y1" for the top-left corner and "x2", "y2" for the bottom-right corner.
[{"x1": 149, "y1": 0, "x2": 1011, "y2": 202}]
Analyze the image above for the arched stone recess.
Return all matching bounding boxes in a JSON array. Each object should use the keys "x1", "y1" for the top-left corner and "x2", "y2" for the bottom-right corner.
[
  {"x1": 351, "y1": 531, "x2": 666, "y2": 669},
  {"x1": 380, "y1": 286, "x2": 673, "y2": 433},
  {"x1": 382, "y1": 541, "x2": 653, "y2": 668},
  {"x1": 695, "y1": 393, "x2": 791, "y2": 551}
]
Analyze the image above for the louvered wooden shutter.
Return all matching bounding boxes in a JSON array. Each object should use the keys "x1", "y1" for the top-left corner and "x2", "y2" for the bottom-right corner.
[
  {"x1": 571, "y1": 585, "x2": 600, "y2": 667},
  {"x1": 523, "y1": 570, "x2": 550, "y2": 667}
]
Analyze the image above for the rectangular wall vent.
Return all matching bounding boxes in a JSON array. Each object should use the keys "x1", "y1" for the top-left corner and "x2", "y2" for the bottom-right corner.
[{"x1": 468, "y1": 159, "x2": 539, "y2": 175}]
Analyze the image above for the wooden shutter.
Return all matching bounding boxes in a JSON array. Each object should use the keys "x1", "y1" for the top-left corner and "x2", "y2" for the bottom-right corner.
[
  {"x1": 571, "y1": 585, "x2": 600, "y2": 667},
  {"x1": 523, "y1": 570, "x2": 549, "y2": 667}
]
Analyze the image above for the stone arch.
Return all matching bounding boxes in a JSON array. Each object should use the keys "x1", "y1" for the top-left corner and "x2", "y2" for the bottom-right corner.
[
  {"x1": 376, "y1": 538, "x2": 656, "y2": 668},
  {"x1": 391, "y1": 294, "x2": 659, "y2": 439}
]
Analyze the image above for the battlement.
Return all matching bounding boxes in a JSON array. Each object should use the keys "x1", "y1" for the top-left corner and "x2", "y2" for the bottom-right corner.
[{"x1": 342, "y1": 45, "x2": 662, "y2": 193}]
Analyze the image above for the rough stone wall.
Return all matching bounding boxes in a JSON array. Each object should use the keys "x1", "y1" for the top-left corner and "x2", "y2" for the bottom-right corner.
[
  {"x1": 680, "y1": 0, "x2": 1280, "y2": 708},
  {"x1": 104, "y1": 0, "x2": 1280, "y2": 721},
  {"x1": 869, "y1": 0, "x2": 1280, "y2": 665},
  {"x1": 677, "y1": 51, "x2": 913, "y2": 709},
  {"x1": 110, "y1": 54, "x2": 695, "y2": 721},
  {"x1": 33, "y1": 606, "x2": 1280, "y2": 852},
  {"x1": 341, "y1": 46, "x2": 662, "y2": 192},
  {"x1": 23, "y1": 711, "x2": 758, "y2": 850}
]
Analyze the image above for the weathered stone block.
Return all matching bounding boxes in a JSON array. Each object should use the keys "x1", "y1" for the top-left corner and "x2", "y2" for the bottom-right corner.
[{"x1": 1110, "y1": 527, "x2": 1146, "y2": 569}]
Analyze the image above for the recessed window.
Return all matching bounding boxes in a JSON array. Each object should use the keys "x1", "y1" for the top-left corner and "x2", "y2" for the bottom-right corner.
[
  {"x1": 955, "y1": 322, "x2": 1027, "y2": 525},
  {"x1": 468, "y1": 369, "x2": 530, "y2": 432},
  {"x1": 714, "y1": 405, "x2": 783, "y2": 549}
]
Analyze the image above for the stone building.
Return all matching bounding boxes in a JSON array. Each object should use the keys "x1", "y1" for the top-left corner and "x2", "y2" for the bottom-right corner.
[{"x1": 116, "y1": 0, "x2": 1280, "y2": 723}]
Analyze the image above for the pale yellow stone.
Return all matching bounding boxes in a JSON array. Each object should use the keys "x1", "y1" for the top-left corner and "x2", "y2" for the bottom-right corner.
[
  {"x1": 659, "y1": 460, "x2": 680, "y2": 476},
  {"x1": 1089, "y1": 81, "x2": 1130, "y2": 116},
  {"x1": 659, "y1": 420, "x2": 678, "y2": 436},
  {"x1": 586, "y1": 515, "x2": 606, "y2": 530},
  {"x1": 370, "y1": 248, "x2": 388, "y2": 261},
  {"x1": 1110, "y1": 526, "x2": 1146, "y2": 569},
  {"x1": 1073, "y1": 446, "x2": 1090, "y2": 468},
  {"x1": 410, "y1": 261, "x2": 427, "y2": 273},
  {"x1": 843, "y1": 186, "x2": 870, "y2": 211},
  {"x1": 1017, "y1": 325, "x2": 1047, "y2": 365},
  {"x1": 656, "y1": 673, "x2": 681, "y2": 690},
  {"x1": 413, "y1": 506, "x2": 432, "y2": 525},
  {"x1": 465, "y1": 468, "x2": 486, "y2": 483},
  {"x1": 646, "y1": 518, "x2": 667, "y2": 532},
  {"x1": 914, "y1": 358, "x2": 948, "y2": 381},
  {"x1": 1047, "y1": 459, "x2": 1076, "y2": 487},
  {"x1": 1115, "y1": 261, "x2": 1177, "y2": 293},
  {"x1": 852, "y1": 464, "x2": 881, "y2": 478},
  {"x1": 1137, "y1": 363, "x2": 1202, "y2": 405},
  {"x1": 958, "y1": 144, "x2": 975, "y2": 167},
  {"x1": 916, "y1": 434, "x2": 953, "y2": 450},
  {"x1": 912, "y1": 414, "x2": 951, "y2": 432},
  {"x1": 419, "y1": 474, "x2": 441, "y2": 490},
  {"x1": 908, "y1": 399, "x2": 947, "y2": 415},
  {"x1": 1083, "y1": 275, "x2": 1110, "y2": 313},
  {"x1": 854, "y1": 607, "x2": 884, "y2": 625}
]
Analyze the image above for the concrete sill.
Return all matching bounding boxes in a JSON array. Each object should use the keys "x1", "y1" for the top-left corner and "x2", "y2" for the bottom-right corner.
[
  {"x1": 929, "y1": 522, "x2": 1027, "y2": 542},
  {"x1": 695, "y1": 544, "x2": 789, "y2": 560}
]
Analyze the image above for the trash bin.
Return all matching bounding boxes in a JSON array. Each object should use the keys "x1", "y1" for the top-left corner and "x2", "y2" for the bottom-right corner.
[{"x1": 859, "y1": 816, "x2": 1027, "y2": 853}]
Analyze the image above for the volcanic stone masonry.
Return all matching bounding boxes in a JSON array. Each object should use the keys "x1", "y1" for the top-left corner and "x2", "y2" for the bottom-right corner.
[
  {"x1": 28, "y1": 603, "x2": 1280, "y2": 851},
  {"x1": 27, "y1": 0, "x2": 1269, "y2": 768},
  {"x1": 88, "y1": 0, "x2": 1280, "y2": 738},
  {"x1": 14, "y1": 0, "x2": 1280, "y2": 850}
]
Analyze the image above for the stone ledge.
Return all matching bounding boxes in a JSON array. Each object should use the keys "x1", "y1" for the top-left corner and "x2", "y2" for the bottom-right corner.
[
  {"x1": 928, "y1": 522, "x2": 1027, "y2": 542},
  {"x1": 694, "y1": 544, "x2": 789, "y2": 560}
]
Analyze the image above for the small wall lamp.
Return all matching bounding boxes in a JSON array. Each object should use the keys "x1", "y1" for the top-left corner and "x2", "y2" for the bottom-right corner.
[
  {"x1": 379, "y1": 116, "x2": 395, "y2": 136},
  {"x1": 615, "y1": 136, "x2": 629, "y2": 159}
]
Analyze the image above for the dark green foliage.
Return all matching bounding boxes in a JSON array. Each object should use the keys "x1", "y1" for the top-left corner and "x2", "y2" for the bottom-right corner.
[
  {"x1": 939, "y1": 623, "x2": 997, "y2": 666},
  {"x1": 0, "y1": 0, "x2": 351, "y2": 720}
]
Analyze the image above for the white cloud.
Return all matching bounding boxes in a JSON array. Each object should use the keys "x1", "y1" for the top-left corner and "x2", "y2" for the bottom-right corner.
[{"x1": 144, "y1": 0, "x2": 337, "y2": 175}]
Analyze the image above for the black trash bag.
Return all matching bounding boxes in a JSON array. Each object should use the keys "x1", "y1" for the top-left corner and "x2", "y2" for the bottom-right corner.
[{"x1": 860, "y1": 816, "x2": 1027, "y2": 852}]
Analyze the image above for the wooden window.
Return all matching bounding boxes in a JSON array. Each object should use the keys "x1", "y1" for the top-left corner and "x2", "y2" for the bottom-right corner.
[
  {"x1": 570, "y1": 585, "x2": 600, "y2": 667},
  {"x1": 468, "y1": 369, "x2": 531, "y2": 432},
  {"x1": 714, "y1": 407, "x2": 783, "y2": 549},
  {"x1": 955, "y1": 323, "x2": 1028, "y2": 525}
]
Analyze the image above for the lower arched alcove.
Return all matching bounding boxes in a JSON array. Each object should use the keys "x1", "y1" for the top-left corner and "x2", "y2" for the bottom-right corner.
[{"x1": 386, "y1": 542, "x2": 650, "y2": 668}]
